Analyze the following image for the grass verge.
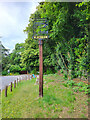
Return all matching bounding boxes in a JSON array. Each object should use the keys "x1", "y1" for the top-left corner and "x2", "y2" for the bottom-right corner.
[{"x1": 2, "y1": 74, "x2": 88, "y2": 118}]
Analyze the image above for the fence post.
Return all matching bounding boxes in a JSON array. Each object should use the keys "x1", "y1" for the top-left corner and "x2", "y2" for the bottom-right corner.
[
  {"x1": 19, "y1": 78, "x2": 21, "y2": 83},
  {"x1": 17, "y1": 78, "x2": 18, "y2": 86},
  {"x1": 5, "y1": 86, "x2": 8, "y2": 97},
  {"x1": 14, "y1": 80, "x2": 16, "y2": 88},
  {"x1": 20, "y1": 77, "x2": 21, "y2": 81},
  {"x1": 10, "y1": 82, "x2": 12, "y2": 92}
]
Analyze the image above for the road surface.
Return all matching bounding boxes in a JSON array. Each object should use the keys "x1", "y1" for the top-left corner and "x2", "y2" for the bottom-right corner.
[{"x1": 0, "y1": 74, "x2": 31, "y2": 91}]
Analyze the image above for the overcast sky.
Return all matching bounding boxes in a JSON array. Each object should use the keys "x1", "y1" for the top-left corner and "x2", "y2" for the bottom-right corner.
[{"x1": 0, "y1": 2, "x2": 39, "y2": 52}]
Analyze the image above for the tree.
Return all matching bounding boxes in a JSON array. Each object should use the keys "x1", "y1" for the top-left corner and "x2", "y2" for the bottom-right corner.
[{"x1": 22, "y1": 1, "x2": 89, "y2": 78}]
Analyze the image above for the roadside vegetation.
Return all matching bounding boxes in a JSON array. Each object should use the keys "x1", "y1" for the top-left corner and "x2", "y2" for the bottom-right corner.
[
  {"x1": 1, "y1": 2, "x2": 89, "y2": 81},
  {"x1": 0, "y1": 91, "x2": 1, "y2": 120},
  {"x1": 1, "y1": 1, "x2": 89, "y2": 118},
  {"x1": 2, "y1": 74, "x2": 88, "y2": 118}
]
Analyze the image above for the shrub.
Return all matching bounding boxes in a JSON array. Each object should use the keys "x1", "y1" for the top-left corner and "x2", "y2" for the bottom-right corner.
[
  {"x1": 21, "y1": 67, "x2": 26, "y2": 71},
  {"x1": 13, "y1": 72, "x2": 20, "y2": 75},
  {"x1": 10, "y1": 65, "x2": 21, "y2": 73},
  {"x1": 45, "y1": 69, "x2": 54, "y2": 75},
  {"x1": 2, "y1": 71, "x2": 8, "y2": 76},
  {"x1": 31, "y1": 69, "x2": 37, "y2": 74}
]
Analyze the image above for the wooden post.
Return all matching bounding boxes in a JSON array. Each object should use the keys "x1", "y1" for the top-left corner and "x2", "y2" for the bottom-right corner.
[
  {"x1": 5, "y1": 86, "x2": 8, "y2": 97},
  {"x1": 14, "y1": 80, "x2": 16, "y2": 88},
  {"x1": 10, "y1": 82, "x2": 12, "y2": 92},
  {"x1": 28, "y1": 75, "x2": 30, "y2": 80},
  {"x1": 17, "y1": 78, "x2": 18, "y2": 86},
  {"x1": 20, "y1": 77, "x2": 21, "y2": 81},
  {"x1": 19, "y1": 77, "x2": 21, "y2": 82},
  {"x1": 39, "y1": 40, "x2": 43, "y2": 97}
]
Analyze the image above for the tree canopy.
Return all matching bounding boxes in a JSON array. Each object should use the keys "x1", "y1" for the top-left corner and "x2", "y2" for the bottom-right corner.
[{"x1": 2, "y1": 2, "x2": 90, "y2": 78}]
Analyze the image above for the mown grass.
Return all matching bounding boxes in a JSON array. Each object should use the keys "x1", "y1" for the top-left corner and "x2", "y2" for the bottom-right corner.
[
  {"x1": 2, "y1": 74, "x2": 88, "y2": 118},
  {"x1": 0, "y1": 91, "x2": 1, "y2": 120}
]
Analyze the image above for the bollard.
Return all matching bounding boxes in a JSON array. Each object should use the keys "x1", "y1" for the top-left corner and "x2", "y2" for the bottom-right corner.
[
  {"x1": 17, "y1": 78, "x2": 18, "y2": 86},
  {"x1": 5, "y1": 86, "x2": 8, "y2": 97},
  {"x1": 28, "y1": 75, "x2": 29, "y2": 80},
  {"x1": 19, "y1": 79, "x2": 21, "y2": 83},
  {"x1": 14, "y1": 80, "x2": 16, "y2": 88},
  {"x1": 10, "y1": 82, "x2": 12, "y2": 92},
  {"x1": 19, "y1": 77, "x2": 20, "y2": 82}
]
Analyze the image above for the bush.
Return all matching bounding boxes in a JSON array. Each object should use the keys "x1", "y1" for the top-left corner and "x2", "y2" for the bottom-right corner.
[
  {"x1": 21, "y1": 67, "x2": 26, "y2": 71},
  {"x1": 13, "y1": 72, "x2": 20, "y2": 75},
  {"x1": 2, "y1": 71, "x2": 8, "y2": 76},
  {"x1": 31, "y1": 69, "x2": 37, "y2": 74},
  {"x1": 45, "y1": 69, "x2": 54, "y2": 75},
  {"x1": 10, "y1": 65, "x2": 21, "y2": 73}
]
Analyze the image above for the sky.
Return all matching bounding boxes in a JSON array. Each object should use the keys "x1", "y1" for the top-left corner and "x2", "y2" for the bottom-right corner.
[{"x1": 0, "y1": 1, "x2": 40, "y2": 53}]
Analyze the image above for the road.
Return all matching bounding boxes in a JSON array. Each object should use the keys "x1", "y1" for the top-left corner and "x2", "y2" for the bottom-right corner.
[{"x1": 0, "y1": 74, "x2": 31, "y2": 91}]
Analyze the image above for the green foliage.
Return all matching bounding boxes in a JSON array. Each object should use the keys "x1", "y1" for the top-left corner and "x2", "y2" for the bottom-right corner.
[
  {"x1": 2, "y1": 74, "x2": 88, "y2": 118},
  {"x1": 60, "y1": 69, "x2": 63, "y2": 73},
  {"x1": 21, "y1": 67, "x2": 26, "y2": 71},
  {"x1": 63, "y1": 83, "x2": 67, "y2": 87},
  {"x1": 10, "y1": 65, "x2": 21, "y2": 73},
  {"x1": 45, "y1": 69, "x2": 54, "y2": 75},
  {"x1": 64, "y1": 80, "x2": 89, "y2": 95},
  {"x1": 2, "y1": 71, "x2": 8, "y2": 76},
  {"x1": 63, "y1": 80, "x2": 75, "y2": 87},
  {"x1": 2, "y1": 2, "x2": 89, "y2": 77},
  {"x1": 31, "y1": 68, "x2": 37, "y2": 74},
  {"x1": 13, "y1": 72, "x2": 20, "y2": 75},
  {"x1": 66, "y1": 80, "x2": 75, "y2": 87},
  {"x1": 63, "y1": 73, "x2": 68, "y2": 80},
  {"x1": 73, "y1": 87, "x2": 79, "y2": 92},
  {"x1": 77, "y1": 82, "x2": 85, "y2": 87}
]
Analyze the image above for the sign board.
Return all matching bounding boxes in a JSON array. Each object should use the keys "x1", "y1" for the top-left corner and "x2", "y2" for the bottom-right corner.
[{"x1": 33, "y1": 18, "x2": 49, "y2": 39}]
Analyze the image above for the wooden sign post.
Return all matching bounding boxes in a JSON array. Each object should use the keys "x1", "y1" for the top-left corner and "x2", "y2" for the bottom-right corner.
[
  {"x1": 33, "y1": 17, "x2": 49, "y2": 97},
  {"x1": 39, "y1": 40, "x2": 43, "y2": 97}
]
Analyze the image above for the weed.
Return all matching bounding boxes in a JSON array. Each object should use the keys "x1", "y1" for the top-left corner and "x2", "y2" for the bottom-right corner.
[
  {"x1": 77, "y1": 82, "x2": 84, "y2": 87},
  {"x1": 67, "y1": 110, "x2": 72, "y2": 113},
  {"x1": 73, "y1": 87, "x2": 79, "y2": 92},
  {"x1": 60, "y1": 69, "x2": 63, "y2": 73},
  {"x1": 81, "y1": 114, "x2": 87, "y2": 118},
  {"x1": 66, "y1": 80, "x2": 75, "y2": 87},
  {"x1": 63, "y1": 73, "x2": 68, "y2": 80},
  {"x1": 63, "y1": 83, "x2": 67, "y2": 87}
]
